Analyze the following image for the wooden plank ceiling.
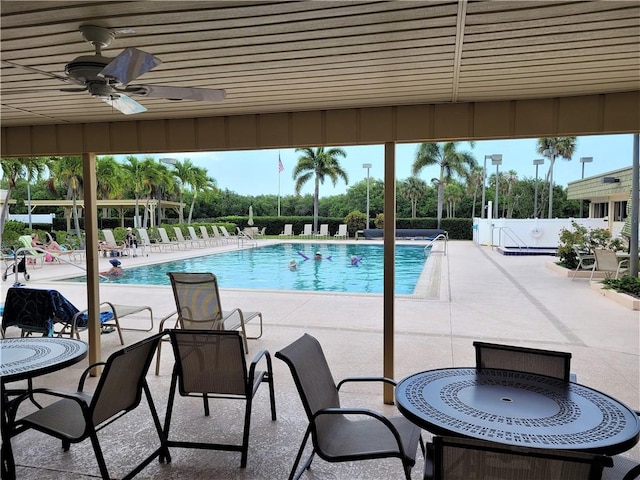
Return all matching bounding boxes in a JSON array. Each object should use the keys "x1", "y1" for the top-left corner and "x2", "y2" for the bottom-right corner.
[{"x1": 1, "y1": 0, "x2": 639, "y2": 127}]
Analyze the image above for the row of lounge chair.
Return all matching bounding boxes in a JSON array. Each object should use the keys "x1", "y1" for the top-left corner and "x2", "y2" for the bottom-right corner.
[
  {"x1": 279, "y1": 223, "x2": 348, "y2": 239},
  {"x1": 99, "y1": 225, "x2": 252, "y2": 256}
]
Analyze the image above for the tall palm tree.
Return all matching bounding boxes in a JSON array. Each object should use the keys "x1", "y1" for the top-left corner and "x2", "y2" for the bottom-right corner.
[
  {"x1": 292, "y1": 147, "x2": 348, "y2": 233},
  {"x1": 173, "y1": 159, "x2": 197, "y2": 224},
  {"x1": 466, "y1": 166, "x2": 485, "y2": 219},
  {"x1": 444, "y1": 182, "x2": 464, "y2": 218},
  {"x1": 187, "y1": 166, "x2": 216, "y2": 224},
  {"x1": 122, "y1": 155, "x2": 146, "y2": 227},
  {"x1": 503, "y1": 170, "x2": 518, "y2": 218},
  {"x1": 0, "y1": 157, "x2": 48, "y2": 233},
  {"x1": 412, "y1": 142, "x2": 476, "y2": 229},
  {"x1": 398, "y1": 176, "x2": 427, "y2": 218},
  {"x1": 49, "y1": 156, "x2": 83, "y2": 238},
  {"x1": 536, "y1": 137, "x2": 577, "y2": 218},
  {"x1": 96, "y1": 156, "x2": 125, "y2": 219}
]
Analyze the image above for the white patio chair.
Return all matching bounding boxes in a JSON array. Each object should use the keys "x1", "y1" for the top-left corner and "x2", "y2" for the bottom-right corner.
[
  {"x1": 100, "y1": 229, "x2": 129, "y2": 257},
  {"x1": 334, "y1": 224, "x2": 348, "y2": 239},
  {"x1": 279, "y1": 224, "x2": 293, "y2": 238},
  {"x1": 314, "y1": 224, "x2": 329, "y2": 239},
  {"x1": 186, "y1": 226, "x2": 208, "y2": 248},
  {"x1": 172, "y1": 227, "x2": 194, "y2": 249},
  {"x1": 156, "y1": 228, "x2": 180, "y2": 251},
  {"x1": 298, "y1": 224, "x2": 312, "y2": 238},
  {"x1": 136, "y1": 228, "x2": 163, "y2": 253},
  {"x1": 199, "y1": 225, "x2": 218, "y2": 246},
  {"x1": 591, "y1": 248, "x2": 629, "y2": 280}
]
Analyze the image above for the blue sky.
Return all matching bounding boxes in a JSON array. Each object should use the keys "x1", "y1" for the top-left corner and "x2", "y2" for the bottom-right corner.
[{"x1": 117, "y1": 134, "x2": 635, "y2": 198}]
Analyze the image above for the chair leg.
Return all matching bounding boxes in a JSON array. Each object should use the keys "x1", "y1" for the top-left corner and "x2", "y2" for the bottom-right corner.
[
  {"x1": 202, "y1": 393, "x2": 210, "y2": 416},
  {"x1": 289, "y1": 427, "x2": 313, "y2": 480},
  {"x1": 240, "y1": 397, "x2": 253, "y2": 468},
  {"x1": 143, "y1": 382, "x2": 171, "y2": 465},
  {"x1": 87, "y1": 429, "x2": 110, "y2": 480}
]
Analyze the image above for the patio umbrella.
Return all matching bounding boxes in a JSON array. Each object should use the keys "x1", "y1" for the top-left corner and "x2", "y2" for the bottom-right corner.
[{"x1": 248, "y1": 205, "x2": 254, "y2": 226}]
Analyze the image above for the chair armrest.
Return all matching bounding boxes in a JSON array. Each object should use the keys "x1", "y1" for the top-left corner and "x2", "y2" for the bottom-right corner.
[
  {"x1": 78, "y1": 361, "x2": 107, "y2": 390},
  {"x1": 249, "y1": 349, "x2": 273, "y2": 385},
  {"x1": 337, "y1": 376, "x2": 397, "y2": 390},
  {"x1": 158, "y1": 311, "x2": 179, "y2": 332}
]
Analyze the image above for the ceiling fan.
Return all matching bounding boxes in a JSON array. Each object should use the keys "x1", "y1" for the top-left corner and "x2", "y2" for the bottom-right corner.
[{"x1": 1, "y1": 25, "x2": 226, "y2": 115}]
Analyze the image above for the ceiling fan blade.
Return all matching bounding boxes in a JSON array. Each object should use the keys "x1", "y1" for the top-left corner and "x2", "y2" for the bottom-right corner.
[
  {"x1": 1, "y1": 59, "x2": 76, "y2": 84},
  {"x1": 99, "y1": 47, "x2": 161, "y2": 85},
  {"x1": 100, "y1": 94, "x2": 147, "y2": 115},
  {"x1": 128, "y1": 84, "x2": 226, "y2": 101}
]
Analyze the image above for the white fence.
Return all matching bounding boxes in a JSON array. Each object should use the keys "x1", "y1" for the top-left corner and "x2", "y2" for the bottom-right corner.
[{"x1": 9, "y1": 213, "x2": 55, "y2": 224}]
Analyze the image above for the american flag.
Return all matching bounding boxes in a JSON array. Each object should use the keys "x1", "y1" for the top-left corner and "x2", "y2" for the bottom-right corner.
[{"x1": 278, "y1": 155, "x2": 284, "y2": 173}]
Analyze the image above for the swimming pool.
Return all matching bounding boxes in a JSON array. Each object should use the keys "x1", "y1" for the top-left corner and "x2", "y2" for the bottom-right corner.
[{"x1": 65, "y1": 243, "x2": 429, "y2": 294}]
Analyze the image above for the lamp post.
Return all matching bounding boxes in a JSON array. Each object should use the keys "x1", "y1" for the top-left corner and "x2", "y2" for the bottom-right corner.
[
  {"x1": 543, "y1": 147, "x2": 558, "y2": 219},
  {"x1": 27, "y1": 182, "x2": 32, "y2": 230},
  {"x1": 362, "y1": 163, "x2": 372, "y2": 229},
  {"x1": 579, "y1": 157, "x2": 593, "y2": 218},
  {"x1": 482, "y1": 154, "x2": 501, "y2": 219},
  {"x1": 157, "y1": 157, "x2": 178, "y2": 227},
  {"x1": 492, "y1": 155, "x2": 503, "y2": 218},
  {"x1": 533, "y1": 159, "x2": 544, "y2": 218}
]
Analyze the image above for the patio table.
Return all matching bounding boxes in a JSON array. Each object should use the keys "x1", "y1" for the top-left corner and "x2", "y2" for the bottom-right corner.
[
  {"x1": 1, "y1": 337, "x2": 88, "y2": 478},
  {"x1": 395, "y1": 367, "x2": 640, "y2": 456}
]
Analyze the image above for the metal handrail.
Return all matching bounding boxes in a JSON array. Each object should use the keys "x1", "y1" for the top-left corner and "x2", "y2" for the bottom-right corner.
[
  {"x1": 492, "y1": 226, "x2": 530, "y2": 250},
  {"x1": 423, "y1": 233, "x2": 448, "y2": 256}
]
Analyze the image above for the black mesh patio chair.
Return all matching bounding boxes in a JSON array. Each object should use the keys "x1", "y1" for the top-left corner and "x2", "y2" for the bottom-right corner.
[
  {"x1": 10, "y1": 333, "x2": 169, "y2": 480},
  {"x1": 163, "y1": 329, "x2": 276, "y2": 468},
  {"x1": 425, "y1": 436, "x2": 613, "y2": 480},
  {"x1": 275, "y1": 333, "x2": 423, "y2": 480},
  {"x1": 155, "y1": 272, "x2": 263, "y2": 374},
  {"x1": 473, "y1": 341, "x2": 575, "y2": 382}
]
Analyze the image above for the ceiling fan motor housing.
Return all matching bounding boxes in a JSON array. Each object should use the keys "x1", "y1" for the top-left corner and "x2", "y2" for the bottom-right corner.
[{"x1": 65, "y1": 55, "x2": 114, "y2": 84}]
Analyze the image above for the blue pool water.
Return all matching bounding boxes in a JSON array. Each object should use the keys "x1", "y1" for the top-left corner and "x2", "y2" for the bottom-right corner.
[{"x1": 65, "y1": 243, "x2": 428, "y2": 294}]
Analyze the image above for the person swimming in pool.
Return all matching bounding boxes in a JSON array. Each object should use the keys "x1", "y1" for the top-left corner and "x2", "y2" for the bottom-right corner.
[
  {"x1": 314, "y1": 251, "x2": 322, "y2": 260},
  {"x1": 350, "y1": 255, "x2": 363, "y2": 266},
  {"x1": 288, "y1": 259, "x2": 298, "y2": 270}
]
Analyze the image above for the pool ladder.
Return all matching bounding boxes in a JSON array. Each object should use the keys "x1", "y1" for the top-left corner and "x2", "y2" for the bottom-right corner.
[{"x1": 423, "y1": 233, "x2": 448, "y2": 257}]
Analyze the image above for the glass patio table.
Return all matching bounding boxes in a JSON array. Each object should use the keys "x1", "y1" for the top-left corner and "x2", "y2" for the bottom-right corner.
[
  {"x1": 395, "y1": 367, "x2": 640, "y2": 456},
  {"x1": 1, "y1": 337, "x2": 88, "y2": 478}
]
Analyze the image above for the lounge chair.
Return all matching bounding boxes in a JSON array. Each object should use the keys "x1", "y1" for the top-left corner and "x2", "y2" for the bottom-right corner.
[
  {"x1": 136, "y1": 227, "x2": 163, "y2": 254},
  {"x1": 211, "y1": 225, "x2": 228, "y2": 244},
  {"x1": 155, "y1": 272, "x2": 264, "y2": 374},
  {"x1": 163, "y1": 329, "x2": 276, "y2": 468},
  {"x1": 219, "y1": 225, "x2": 237, "y2": 242},
  {"x1": 473, "y1": 341, "x2": 575, "y2": 382},
  {"x1": 11, "y1": 333, "x2": 169, "y2": 480},
  {"x1": 172, "y1": 226, "x2": 194, "y2": 249},
  {"x1": 2, "y1": 287, "x2": 120, "y2": 343},
  {"x1": 275, "y1": 333, "x2": 423, "y2": 480},
  {"x1": 424, "y1": 436, "x2": 612, "y2": 480},
  {"x1": 333, "y1": 224, "x2": 348, "y2": 239},
  {"x1": 279, "y1": 224, "x2": 293, "y2": 238},
  {"x1": 100, "y1": 229, "x2": 129, "y2": 257},
  {"x1": 199, "y1": 225, "x2": 218, "y2": 246},
  {"x1": 186, "y1": 226, "x2": 208, "y2": 247},
  {"x1": 298, "y1": 224, "x2": 312, "y2": 238},
  {"x1": 16, "y1": 235, "x2": 46, "y2": 268},
  {"x1": 156, "y1": 227, "x2": 181, "y2": 251},
  {"x1": 314, "y1": 224, "x2": 329, "y2": 239},
  {"x1": 255, "y1": 227, "x2": 266, "y2": 238},
  {"x1": 570, "y1": 246, "x2": 596, "y2": 281},
  {"x1": 591, "y1": 248, "x2": 630, "y2": 280}
]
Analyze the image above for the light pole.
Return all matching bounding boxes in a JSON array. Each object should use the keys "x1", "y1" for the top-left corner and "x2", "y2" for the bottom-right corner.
[
  {"x1": 492, "y1": 155, "x2": 502, "y2": 218},
  {"x1": 363, "y1": 163, "x2": 372, "y2": 229},
  {"x1": 532, "y1": 159, "x2": 544, "y2": 218},
  {"x1": 27, "y1": 182, "x2": 32, "y2": 230},
  {"x1": 579, "y1": 156, "x2": 593, "y2": 218},
  {"x1": 543, "y1": 147, "x2": 558, "y2": 219},
  {"x1": 157, "y1": 157, "x2": 178, "y2": 227},
  {"x1": 482, "y1": 154, "x2": 500, "y2": 219}
]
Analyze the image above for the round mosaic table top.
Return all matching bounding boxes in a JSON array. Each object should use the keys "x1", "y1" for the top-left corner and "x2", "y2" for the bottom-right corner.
[
  {"x1": 0, "y1": 337, "x2": 88, "y2": 382},
  {"x1": 395, "y1": 368, "x2": 640, "y2": 455}
]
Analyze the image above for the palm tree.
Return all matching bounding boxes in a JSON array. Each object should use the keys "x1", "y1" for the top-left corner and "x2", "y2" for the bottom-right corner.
[
  {"x1": 536, "y1": 137, "x2": 577, "y2": 218},
  {"x1": 412, "y1": 142, "x2": 476, "y2": 229},
  {"x1": 466, "y1": 166, "x2": 484, "y2": 219},
  {"x1": 173, "y1": 159, "x2": 197, "y2": 224},
  {"x1": 0, "y1": 157, "x2": 48, "y2": 233},
  {"x1": 187, "y1": 166, "x2": 216, "y2": 224},
  {"x1": 96, "y1": 156, "x2": 125, "y2": 219},
  {"x1": 503, "y1": 170, "x2": 518, "y2": 218},
  {"x1": 444, "y1": 182, "x2": 464, "y2": 218},
  {"x1": 398, "y1": 176, "x2": 427, "y2": 218},
  {"x1": 122, "y1": 156, "x2": 146, "y2": 227},
  {"x1": 292, "y1": 147, "x2": 348, "y2": 233},
  {"x1": 49, "y1": 156, "x2": 83, "y2": 239}
]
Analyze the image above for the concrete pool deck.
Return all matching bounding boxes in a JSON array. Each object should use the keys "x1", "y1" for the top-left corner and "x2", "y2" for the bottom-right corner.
[{"x1": 2, "y1": 239, "x2": 638, "y2": 479}]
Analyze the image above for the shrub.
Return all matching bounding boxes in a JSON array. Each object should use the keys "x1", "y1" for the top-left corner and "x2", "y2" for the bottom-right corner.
[
  {"x1": 557, "y1": 221, "x2": 622, "y2": 269},
  {"x1": 602, "y1": 276, "x2": 640, "y2": 299},
  {"x1": 344, "y1": 211, "x2": 366, "y2": 235},
  {"x1": 374, "y1": 213, "x2": 384, "y2": 228}
]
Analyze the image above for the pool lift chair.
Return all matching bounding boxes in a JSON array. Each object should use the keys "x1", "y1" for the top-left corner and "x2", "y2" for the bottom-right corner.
[
  {"x1": 275, "y1": 333, "x2": 423, "y2": 480},
  {"x1": 155, "y1": 272, "x2": 263, "y2": 374}
]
